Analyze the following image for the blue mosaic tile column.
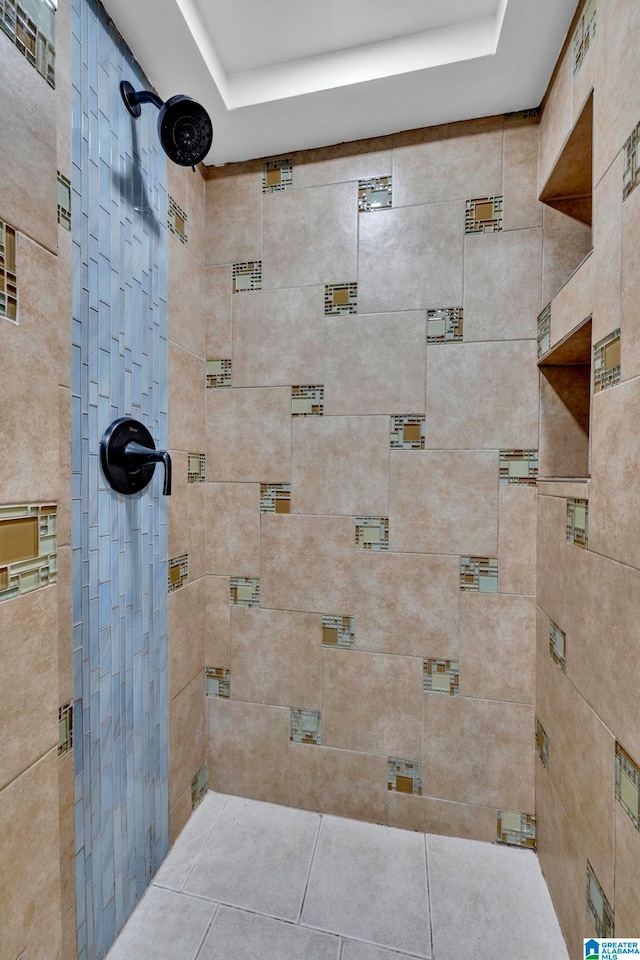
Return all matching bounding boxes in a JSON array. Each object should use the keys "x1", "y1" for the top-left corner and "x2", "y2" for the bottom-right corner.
[{"x1": 70, "y1": 1, "x2": 169, "y2": 957}]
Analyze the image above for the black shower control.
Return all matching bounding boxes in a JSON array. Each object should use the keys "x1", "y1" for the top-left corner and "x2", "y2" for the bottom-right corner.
[{"x1": 100, "y1": 418, "x2": 172, "y2": 496}]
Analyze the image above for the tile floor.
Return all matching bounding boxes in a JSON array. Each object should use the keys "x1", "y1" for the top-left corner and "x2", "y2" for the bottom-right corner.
[{"x1": 105, "y1": 791, "x2": 570, "y2": 960}]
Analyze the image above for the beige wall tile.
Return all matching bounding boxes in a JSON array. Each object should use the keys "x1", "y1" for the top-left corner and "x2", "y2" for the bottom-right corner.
[
  {"x1": 260, "y1": 514, "x2": 354, "y2": 614},
  {"x1": 503, "y1": 123, "x2": 544, "y2": 231},
  {"x1": 168, "y1": 344, "x2": 206, "y2": 452},
  {"x1": 498, "y1": 485, "x2": 537, "y2": 596},
  {"x1": 169, "y1": 781, "x2": 194, "y2": 847},
  {"x1": 205, "y1": 575, "x2": 231, "y2": 668},
  {"x1": 614, "y1": 805, "x2": 640, "y2": 936},
  {"x1": 592, "y1": 153, "x2": 622, "y2": 347},
  {"x1": 324, "y1": 312, "x2": 426, "y2": 416},
  {"x1": 205, "y1": 264, "x2": 232, "y2": 360},
  {"x1": 536, "y1": 494, "x2": 568, "y2": 630},
  {"x1": 289, "y1": 743, "x2": 388, "y2": 823},
  {"x1": 57, "y1": 751, "x2": 75, "y2": 919},
  {"x1": 262, "y1": 181, "x2": 358, "y2": 288},
  {"x1": 204, "y1": 163, "x2": 262, "y2": 266},
  {"x1": 538, "y1": 49, "x2": 573, "y2": 196},
  {"x1": 464, "y1": 228, "x2": 542, "y2": 341},
  {"x1": 322, "y1": 649, "x2": 423, "y2": 758},
  {"x1": 186, "y1": 167, "x2": 207, "y2": 266},
  {"x1": 168, "y1": 239, "x2": 206, "y2": 358},
  {"x1": 542, "y1": 205, "x2": 592, "y2": 306},
  {"x1": 537, "y1": 479, "x2": 590, "y2": 500},
  {"x1": 0, "y1": 586, "x2": 58, "y2": 790},
  {"x1": 387, "y1": 793, "x2": 497, "y2": 843},
  {"x1": 538, "y1": 366, "x2": 590, "y2": 480},
  {"x1": 61, "y1": 907, "x2": 77, "y2": 960},
  {"x1": 55, "y1": 0, "x2": 71, "y2": 177},
  {"x1": 206, "y1": 482, "x2": 260, "y2": 575},
  {"x1": 168, "y1": 578, "x2": 205, "y2": 701},
  {"x1": 390, "y1": 450, "x2": 499, "y2": 555},
  {"x1": 232, "y1": 286, "x2": 324, "y2": 387},
  {"x1": 426, "y1": 342, "x2": 539, "y2": 450},
  {"x1": 206, "y1": 386, "x2": 291, "y2": 482},
  {"x1": 56, "y1": 229, "x2": 73, "y2": 389},
  {"x1": 187, "y1": 483, "x2": 206, "y2": 582},
  {"x1": 167, "y1": 159, "x2": 187, "y2": 217},
  {"x1": 168, "y1": 451, "x2": 206, "y2": 581},
  {"x1": 230, "y1": 606, "x2": 322, "y2": 708},
  {"x1": 354, "y1": 551, "x2": 459, "y2": 658},
  {"x1": 169, "y1": 671, "x2": 206, "y2": 810},
  {"x1": 291, "y1": 415, "x2": 390, "y2": 517},
  {"x1": 292, "y1": 138, "x2": 392, "y2": 189},
  {"x1": 207, "y1": 697, "x2": 290, "y2": 805},
  {"x1": 358, "y1": 202, "x2": 464, "y2": 314},
  {"x1": 549, "y1": 252, "x2": 593, "y2": 349},
  {"x1": 621, "y1": 164, "x2": 640, "y2": 382},
  {"x1": 459, "y1": 594, "x2": 536, "y2": 704}
]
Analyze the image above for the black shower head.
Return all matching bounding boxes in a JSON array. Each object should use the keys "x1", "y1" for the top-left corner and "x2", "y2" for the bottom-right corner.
[{"x1": 120, "y1": 81, "x2": 213, "y2": 167}]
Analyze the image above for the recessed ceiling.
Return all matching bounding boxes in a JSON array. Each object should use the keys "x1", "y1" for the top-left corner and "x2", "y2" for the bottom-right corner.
[{"x1": 101, "y1": 0, "x2": 578, "y2": 165}]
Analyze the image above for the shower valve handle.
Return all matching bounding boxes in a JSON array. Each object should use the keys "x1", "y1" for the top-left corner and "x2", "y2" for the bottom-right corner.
[
  {"x1": 101, "y1": 418, "x2": 172, "y2": 496},
  {"x1": 123, "y1": 441, "x2": 172, "y2": 496}
]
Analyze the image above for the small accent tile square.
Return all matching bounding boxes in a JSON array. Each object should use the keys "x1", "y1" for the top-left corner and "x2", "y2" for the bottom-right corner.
[
  {"x1": 426, "y1": 307, "x2": 463, "y2": 343},
  {"x1": 167, "y1": 195, "x2": 188, "y2": 243},
  {"x1": 58, "y1": 701, "x2": 73, "y2": 757},
  {"x1": 573, "y1": 0, "x2": 596, "y2": 78},
  {"x1": 168, "y1": 554, "x2": 188, "y2": 593},
  {"x1": 263, "y1": 158, "x2": 293, "y2": 193},
  {"x1": 355, "y1": 517, "x2": 389, "y2": 551},
  {"x1": 205, "y1": 667, "x2": 230, "y2": 699},
  {"x1": 460, "y1": 556, "x2": 498, "y2": 593},
  {"x1": 535, "y1": 717, "x2": 549, "y2": 770},
  {"x1": 291, "y1": 385, "x2": 324, "y2": 416},
  {"x1": 586, "y1": 861, "x2": 614, "y2": 937},
  {"x1": 615, "y1": 742, "x2": 639, "y2": 832},
  {"x1": 537, "y1": 303, "x2": 551, "y2": 357},
  {"x1": 504, "y1": 107, "x2": 540, "y2": 123},
  {"x1": 290, "y1": 708, "x2": 321, "y2": 745},
  {"x1": 358, "y1": 176, "x2": 392, "y2": 212},
  {"x1": 423, "y1": 658, "x2": 459, "y2": 696},
  {"x1": 390, "y1": 415, "x2": 425, "y2": 450},
  {"x1": 497, "y1": 810, "x2": 536, "y2": 849},
  {"x1": 623, "y1": 122, "x2": 640, "y2": 201},
  {"x1": 232, "y1": 261, "x2": 262, "y2": 294},
  {"x1": 566, "y1": 498, "x2": 588, "y2": 548},
  {"x1": 260, "y1": 483, "x2": 291, "y2": 514},
  {"x1": 230, "y1": 577, "x2": 260, "y2": 607},
  {"x1": 549, "y1": 619, "x2": 566, "y2": 673},
  {"x1": 0, "y1": 503, "x2": 57, "y2": 601},
  {"x1": 465, "y1": 196, "x2": 503, "y2": 234},
  {"x1": 191, "y1": 763, "x2": 208, "y2": 810},
  {"x1": 593, "y1": 330, "x2": 621, "y2": 393},
  {"x1": 324, "y1": 282, "x2": 357, "y2": 316},
  {"x1": 57, "y1": 171, "x2": 71, "y2": 231},
  {"x1": 321, "y1": 614, "x2": 355, "y2": 650},
  {"x1": 187, "y1": 453, "x2": 206, "y2": 484},
  {"x1": 499, "y1": 450, "x2": 538, "y2": 486},
  {"x1": 0, "y1": 0, "x2": 56, "y2": 87},
  {"x1": 206, "y1": 359, "x2": 232, "y2": 388},
  {"x1": 0, "y1": 219, "x2": 18, "y2": 322},
  {"x1": 388, "y1": 757, "x2": 422, "y2": 795}
]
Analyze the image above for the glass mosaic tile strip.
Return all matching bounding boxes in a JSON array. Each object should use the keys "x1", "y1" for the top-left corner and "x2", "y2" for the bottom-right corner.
[
  {"x1": 623, "y1": 122, "x2": 640, "y2": 201},
  {"x1": 390, "y1": 415, "x2": 426, "y2": 450},
  {"x1": 260, "y1": 483, "x2": 291, "y2": 514},
  {"x1": 586, "y1": 861, "x2": 614, "y2": 937},
  {"x1": 537, "y1": 303, "x2": 551, "y2": 357},
  {"x1": 292, "y1": 384, "x2": 324, "y2": 416},
  {"x1": 426, "y1": 307, "x2": 463, "y2": 343},
  {"x1": 232, "y1": 260, "x2": 262, "y2": 293},
  {"x1": 549, "y1": 619, "x2": 566, "y2": 673},
  {"x1": 168, "y1": 554, "x2": 188, "y2": 593},
  {"x1": 230, "y1": 576, "x2": 260, "y2": 607},
  {"x1": 191, "y1": 763, "x2": 208, "y2": 810},
  {"x1": 460, "y1": 556, "x2": 498, "y2": 593},
  {"x1": 535, "y1": 717, "x2": 549, "y2": 770},
  {"x1": 0, "y1": 0, "x2": 55, "y2": 87},
  {"x1": 187, "y1": 453, "x2": 206, "y2": 484},
  {"x1": 573, "y1": 0, "x2": 597, "y2": 78},
  {"x1": 423, "y1": 658, "x2": 459, "y2": 696},
  {"x1": 0, "y1": 219, "x2": 18, "y2": 321},
  {"x1": 58, "y1": 701, "x2": 73, "y2": 757},
  {"x1": 324, "y1": 282, "x2": 357, "y2": 316},
  {"x1": 388, "y1": 757, "x2": 422, "y2": 795},
  {"x1": 206, "y1": 359, "x2": 232, "y2": 388},
  {"x1": 615, "y1": 742, "x2": 640, "y2": 832},
  {"x1": 355, "y1": 517, "x2": 389, "y2": 551},
  {"x1": 322, "y1": 615, "x2": 354, "y2": 650},
  {"x1": 290, "y1": 708, "x2": 321, "y2": 745},
  {"x1": 504, "y1": 107, "x2": 540, "y2": 123},
  {"x1": 499, "y1": 450, "x2": 538, "y2": 486},
  {"x1": 57, "y1": 171, "x2": 71, "y2": 231},
  {"x1": 566, "y1": 498, "x2": 588, "y2": 548},
  {"x1": 205, "y1": 667, "x2": 230, "y2": 699},
  {"x1": 263, "y1": 158, "x2": 293, "y2": 193},
  {"x1": 358, "y1": 176, "x2": 392, "y2": 212},
  {"x1": 465, "y1": 196, "x2": 503, "y2": 234},
  {"x1": 167, "y1": 196, "x2": 187, "y2": 244},
  {"x1": 0, "y1": 503, "x2": 57, "y2": 602},
  {"x1": 593, "y1": 329, "x2": 621, "y2": 393},
  {"x1": 497, "y1": 810, "x2": 536, "y2": 849}
]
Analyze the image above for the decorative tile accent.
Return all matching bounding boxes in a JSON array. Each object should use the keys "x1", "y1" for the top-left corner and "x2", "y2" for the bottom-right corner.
[
  {"x1": 262, "y1": 157, "x2": 292, "y2": 193},
  {"x1": 0, "y1": 219, "x2": 18, "y2": 321},
  {"x1": 324, "y1": 282, "x2": 357, "y2": 316},
  {"x1": 504, "y1": 107, "x2": 540, "y2": 122},
  {"x1": 586, "y1": 861, "x2": 615, "y2": 937},
  {"x1": 0, "y1": 0, "x2": 55, "y2": 87},
  {"x1": 615, "y1": 742, "x2": 640, "y2": 832},
  {"x1": 549, "y1": 619, "x2": 566, "y2": 673},
  {"x1": 0, "y1": 504, "x2": 57, "y2": 602},
  {"x1": 593, "y1": 329, "x2": 621, "y2": 393},
  {"x1": 566, "y1": 498, "x2": 588, "y2": 548},
  {"x1": 465, "y1": 196, "x2": 503, "y2": 234},
  {"x1": 58, "y1": 701, "x2": 73, "y2": 757},
  {"x1": 232, "y1": 260, "x2": 262, "y2": 293},
  {"x1": 358, "y1": 176, "x2": 392, "y2": 212},
  {"x1": 206, "y1": 359, "x2": 232, "y2": 388},
  {"x1": 355, "y1": 517, "x2": 389, "y2": 551},
  {"x1": 497, "y1": 810, "x2": 536, "y2": 849},
  {"x1": 535, "y1": 717, "x2": 549, "y2": 770},
  {"x1": 423, "y1": 658, "x2": 459, "y2": 696},
  {"x1": 390, "y1": 415, "x2": 425, "y2": 450},
  {"x1": 57, "y1": 171, "x2": 71, "y2": 231},
  {"x1": 387, "y1": 757, "x2": 422, "y2": 795},
  {"x1": 291, "y1": 384, "x2": 324, "y2": 416},
  {"x1": 187, "y1": 453, "x2": 206, "y2": 484},
  {"x1": 205, "y1": 667, "x2": 230, "y2": 699},
  {"x1": 459, "y1": 556, "x2": 498, "y2": 593},
  {"x1": 260, "y1": 483, "x2": 291, "y2": 514},
  {"x1": 321, "y1": 615, "x2": 355, "y2": 650},
  {"x1": 167, "y1": 195, "x2": 187, "y2": 243},
  {"x1": 499, "y1": 450, "x2": 538, "y2": 486},
  {"x1": 290, "y1": 708, "x2": 321, "y2": 745},
  {"x1": 537, "y1": 303, "x2": 551, "y2": 357},
  {"x1": 167, "y1": 554, "x2": 188, "y2": 593},
  {"x1": 191, "y1": 763, "x2": 208, "y2": 810},
  {"x1": 623, "y1": 122, "x2": 640, "y2": 201},
  {"x1": 573, "y1": 0, "x2": 596, "y2": 78},
  {"x1": 230, "y1": 576, "x2": 260, "y2": 608},
  {"x1": 426, "y1": 307, "x2": 463, "y2": 343}
]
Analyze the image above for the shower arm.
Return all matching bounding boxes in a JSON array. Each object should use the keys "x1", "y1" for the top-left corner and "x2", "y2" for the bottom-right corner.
[{"x1": 120, "y1": 81, "x2": 163, "y2": 117}]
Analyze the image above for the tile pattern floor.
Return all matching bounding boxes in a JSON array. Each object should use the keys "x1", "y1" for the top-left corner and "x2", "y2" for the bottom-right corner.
[{"x1": 105, "y1": 792, "x2": 569, "y2": 960}]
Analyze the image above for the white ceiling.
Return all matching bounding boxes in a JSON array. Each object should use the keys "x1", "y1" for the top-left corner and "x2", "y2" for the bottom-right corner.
[{"x1": 101, "y1": 0, "x2": 579, "y2": 166}]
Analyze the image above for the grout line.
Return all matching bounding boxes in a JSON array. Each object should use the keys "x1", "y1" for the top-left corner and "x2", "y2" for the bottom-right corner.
[
  {"x1": 424, "y1": 832, "x2": 435, "y2": 960},
  {"x1": 192, "y1": 901, "x2": 219, "y2": 960},
  {"x1": 296, "y1": 813, "x2": 324, "y2": 924},
  {"x1": 180, "y1": 793, "x2": 231, "y2": 892}
]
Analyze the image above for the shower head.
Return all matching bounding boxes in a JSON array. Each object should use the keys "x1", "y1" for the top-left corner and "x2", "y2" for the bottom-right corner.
[{"x1": 120, "y1": 80, "x2": 213, "y2": 167}]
